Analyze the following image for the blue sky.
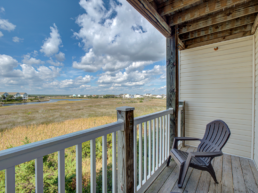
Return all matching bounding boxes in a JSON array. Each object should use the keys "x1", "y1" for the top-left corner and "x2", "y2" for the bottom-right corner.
[{"x1": 0, "y1": 0, "x2": 166, "y2": 95}]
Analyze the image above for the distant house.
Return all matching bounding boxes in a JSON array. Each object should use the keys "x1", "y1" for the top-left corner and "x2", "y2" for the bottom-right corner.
[
  {"x1": 0, "y1": 92, "x2": 28, "y2": 100},
  {"x1": 144, "y1": 93, "x2": 152, "y2": 97},
  {"x1": 84, "y1": 95, "x2": 87, "y2": 97},
  {"x1": 0, "y1": 92, "x2": 9, "y2": 100},
  {"x1": 123, "y1": 94, "x2": 132, "y2": 98},
  {"x1": 77, "y1": 94, "x2": 81, "y2": 97},
  {"x1": 134, "y1": 94, "x2": 142, "y2": 98},
  {"x1": 21, "y1": 93, "x2": 28, "y2": 100},
  {"x1": 156, "y1": 95, "x2": 162, "y2": 99},
  {"x1": 72, "y1": 94, "x2": 76, "y2": 97}
]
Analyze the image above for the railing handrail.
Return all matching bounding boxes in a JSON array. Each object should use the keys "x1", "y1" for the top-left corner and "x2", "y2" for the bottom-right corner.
[
  {"x1": 0, "y1": 120, "x2": 124, "y2": 171},
  {"x1": 134, "y1": 108, "x2": 173, "y2": 125}
]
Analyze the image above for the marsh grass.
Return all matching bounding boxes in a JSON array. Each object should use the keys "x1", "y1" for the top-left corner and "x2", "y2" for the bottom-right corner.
[{"x1": 0, "y1": 98, "x2": 165, "y2": 192}]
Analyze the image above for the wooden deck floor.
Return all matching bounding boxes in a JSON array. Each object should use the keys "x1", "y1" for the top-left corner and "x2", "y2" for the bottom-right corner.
[{"x1": 145, "y1": 146, "x2": 258, "y2": 193}]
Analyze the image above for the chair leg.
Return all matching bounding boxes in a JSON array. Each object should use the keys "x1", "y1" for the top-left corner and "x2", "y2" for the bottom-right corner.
[
  {"x1": 167, "y1": 155, "x2": 171, "y2": 166},
  {"x1": 178, "y1": 162, "x2": 189, "y2": 188},
  {"x1": 207, "y1": 164, "x2": 218, "y2": 184}
]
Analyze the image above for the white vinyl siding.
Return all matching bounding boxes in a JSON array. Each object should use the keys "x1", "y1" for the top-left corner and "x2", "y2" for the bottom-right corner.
[
  {"x1": 254, "y1": 29, "x2": 258, "y2": 165},
  {"x1": 180, "y1": 36, "x2": 253, "y2": 158}
]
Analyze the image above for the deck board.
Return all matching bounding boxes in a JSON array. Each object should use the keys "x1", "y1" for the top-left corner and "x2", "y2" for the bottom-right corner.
[
  {"x1": 145, "y1": 147, "x2": 258, "y2": 193},
  {"x1": 231, "y1": 156, "x2": 246, "y2": 193}
]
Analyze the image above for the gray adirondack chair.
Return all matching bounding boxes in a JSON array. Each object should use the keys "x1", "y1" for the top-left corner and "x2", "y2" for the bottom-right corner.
[{"x1": 167, "y1": 120, "x2": 231, "y2": 188}]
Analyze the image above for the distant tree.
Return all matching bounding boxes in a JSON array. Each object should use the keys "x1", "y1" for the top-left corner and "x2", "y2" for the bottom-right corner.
[
  {"x1": 103, "y1": 95, "x2": 115, "y2": 98},
  {"x1": 16, "y1": 97, "x2": 23, "y2": 101},
  {"x1": 6, "y1": 95, "x2": 14, "y2": 101}
]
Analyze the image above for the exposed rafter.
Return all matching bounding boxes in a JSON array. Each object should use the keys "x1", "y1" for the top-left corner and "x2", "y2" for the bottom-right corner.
[
  {"x1": 178, "y1": 1, "x2": 258, "y2": 34},
  {"x1": 169, "y1": 0, "x2": 253, "y2": 26},
  {"x1": 185, "y1": 25, "x2": 252, "y2": 48},
  {"x1": 178, "y1": 37, "x2": 185, "y2": 50},
  {"x1": 127, "y1": 0, "x2": 171, "y2": 37},
  {"x1": 158, "y1": 0, "x2": 202, "y2": 16},
  {"x1": 251, "y1": 14, "x2": 258, "y2": 34},
  {"x1": 180, "y1": 14, "x2": 256, "y2": 41}
]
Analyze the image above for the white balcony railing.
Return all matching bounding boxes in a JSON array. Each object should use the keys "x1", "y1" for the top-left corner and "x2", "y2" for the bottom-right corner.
[
  {"x1": 0, "y1": 121, "x2": 123, "y2": 193},
  {"x1": 0, "y1": 107, "x2": 174, "y2": 193},
  {"x1": 134, "y1": 108, "x2": 173, "y2": 193}
]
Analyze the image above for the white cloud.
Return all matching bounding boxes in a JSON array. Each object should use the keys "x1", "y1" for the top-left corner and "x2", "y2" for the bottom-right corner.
[
  {"x1": 98, "y1": 65, "x2": 165, "y2": 88},
  {"x1": 0, "y1": 54, "x2": 21, "y2": 77},
  {"x1": 55, "y1": 52, "x2": 65, "y2": 61},
  {"x1": 45, "y1": 75, "x2": 92, "y2": 89},
  {"x1": 0, "y1": 54, "x2": 60, "y2": 88},
  {"x1": 22, "y1": 54, "x2": 44, "y2": 65},
  {"x1": 0, "y1": 7, "x2": 5, "y2": 13},
  {"x1": 13, "y1": 36, "x2": 23, "y2": 43},
  {"x1": 0, "y1": 31, "x2": 3, "y2": 37},
  {"x1": 0, "y1": 19, "x2": 16, "y2": 31},
  {"x1": 73, "y1": 0, "x2": 165, "y2": 73},
  {"x1": 80, "y1": 85, "x2": 91, "y2": 89},
  {"x1": 40, "y1": 24, "x2": 62, "y2": 57},
  {"x1": 47, "y1": 58, "x2": 64, "y2": 66}
]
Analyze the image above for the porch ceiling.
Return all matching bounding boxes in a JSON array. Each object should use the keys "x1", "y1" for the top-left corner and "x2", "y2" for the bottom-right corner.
[{"x1": 127, "y1": 0, "x2": 258, "y2": 49}]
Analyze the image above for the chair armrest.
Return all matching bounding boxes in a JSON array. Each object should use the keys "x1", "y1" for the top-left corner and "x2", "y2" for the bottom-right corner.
[
  {"x1": 173, "y1": 137, "x2": 201, "y2": 149},
  {"x1": 189, "y1": 151, "x2": 223, "y2": 158}
]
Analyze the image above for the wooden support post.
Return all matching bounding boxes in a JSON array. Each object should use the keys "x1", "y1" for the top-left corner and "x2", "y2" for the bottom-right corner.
[
  {"x1": 117, "y1": 106, "x2": 135, "y2": 193},
  {"x1": 166, "y1": 26, "x2": 179, "y2": 150}
]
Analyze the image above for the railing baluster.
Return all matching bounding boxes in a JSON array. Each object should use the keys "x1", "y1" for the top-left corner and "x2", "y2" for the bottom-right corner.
[
  {"x1": 162, "y1": 116, "x2": 165, "y2": 163},
  {"x1": 91, "y1": 139, "x2": 96, "y2": 193},
  {"x1": 112, "y1": 132, "x2": 117, "y2": 193},
  {"x1": 139, "y1": 123, "x2": 142, "y2": 187},
  {"x1": 6, "y1": 166, "x2": 15, "y2": 193},
  {"x1": 76, "y1": 143, "x2": 82, "y2": 193},
  {"x1": 165, "y1": 115, "x2": 167, "y2": 159},
  {"x1": 156, "y1": 118, "x2": 158, "y2": 170},
  {"x1": 102, "y1": 135, "x2": 107, "y2": 193},
  {"x1": 168, "y1": 114, "x2": 170, "y2": 155},
  {"x1": 148, "y1": 120, "x2": 151, "y2": 179},
  {"x1": 159, "y1": 117, "x2": 162, "y2": 166},
  {"x1": 152, "y1": 119, "x2": 155, "y2": 173},
  {"x1": 133, "y1": 126, "x2": 137, "y2": 192},
  {"x1": 144, "y1": 122, "x2": 147, "y2": 183},
  {"x1": 35, "y1": 157, "x2": 43, "y2": 193},
  {"x1": 58, "y1": 149, "x2": 65, "y2": 193}
]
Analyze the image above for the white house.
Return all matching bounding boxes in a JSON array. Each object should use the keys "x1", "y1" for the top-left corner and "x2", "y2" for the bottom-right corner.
[
  {"x1": 134, "y1": 94, "x2": 142, "y2": 98},
  {"x1": 84, "y1": 95, "x2": 87, "y2": 97},
  {"x1": 20, "y1": 93, "x2": 28, "y2": 100},
  {"x1": 156, "y1": 95, "x2": 162, "y2": 99},
  {"x1": 123, "y1": 94, "x2": 133, "y2": 98},
  {"x1": 77, "y1": 94, "x2": 81, "y2": 97},
  {"x1": 0, "y1": 92, "x2": 9, "y2": 100},
  {"x1": 0, "y1": 92, "x2": 28, "y2": 100},
  {"x1": 144, "y1": 93, "x2": 152, "y2": 97},
  {"x1": 72, "y1": 94, "x2": 76, "y2": 97}
]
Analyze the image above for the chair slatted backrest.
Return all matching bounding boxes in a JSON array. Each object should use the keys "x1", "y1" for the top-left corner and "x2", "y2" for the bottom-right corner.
[{"x1": 197, "y1": 120, "x2": 231, "y2": 164}]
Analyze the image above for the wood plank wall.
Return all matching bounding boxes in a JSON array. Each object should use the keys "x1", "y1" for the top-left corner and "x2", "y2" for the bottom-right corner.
[
  {"x1": 254, "y1": 29, "x2": 258, "y2": 165},
  {"x1": 179, "y1": 36, "x2": 253, "y2": 158}
]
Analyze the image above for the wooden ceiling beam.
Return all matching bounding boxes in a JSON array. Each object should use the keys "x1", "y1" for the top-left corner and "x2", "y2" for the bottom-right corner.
[
  {"x1": 169, "y1": 0, "x2": 253, "y2": 26},
  {"x1": 185, "y1": 31, "x2": 251, "y2": 49},
  {"x1": 178, "y1": 37, "x2": 185, "y2": 50},
  {"x1": 251, "y1": 14, "x2": 258, "y2": 34},
  {"x1": 180, "y1": 14, "x2": 256, "y2": 41},
  {"x1": 185, "y1": 24, "x2": 252, "y2": 48},
  {"x1": 127, "y1": 0, "x2": 171, "y2": 37},
  {"x1": 178, "y1": 1, "x2": 258, "y2": 34},
  {"x1": 158, "y1": 0, "x2": 202, "y2": 17}
]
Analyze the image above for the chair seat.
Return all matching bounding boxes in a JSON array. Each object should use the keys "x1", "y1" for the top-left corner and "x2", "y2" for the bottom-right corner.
[{"x1": 171, "y1": 149, "x2": 208, "y2": 167}]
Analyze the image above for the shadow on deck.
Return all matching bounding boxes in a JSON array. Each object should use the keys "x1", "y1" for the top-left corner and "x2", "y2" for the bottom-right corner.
[{"x1": 145, "y1": 146, "x2": 258, "y2": 193}]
